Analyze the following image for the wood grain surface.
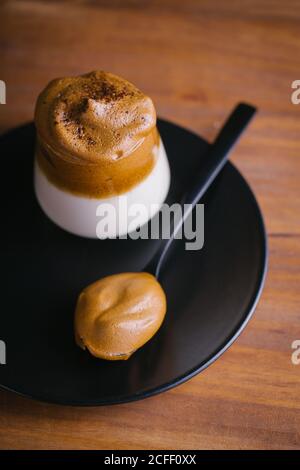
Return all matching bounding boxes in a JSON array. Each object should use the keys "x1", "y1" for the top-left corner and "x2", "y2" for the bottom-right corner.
[{"x1": 0, "y1": 0, "x2": 300, "y2": 450}]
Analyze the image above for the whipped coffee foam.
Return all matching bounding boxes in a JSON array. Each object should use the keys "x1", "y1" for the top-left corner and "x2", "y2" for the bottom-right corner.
[{"x1": 35, "y1": 71, "x2": 158, "y2": 198}]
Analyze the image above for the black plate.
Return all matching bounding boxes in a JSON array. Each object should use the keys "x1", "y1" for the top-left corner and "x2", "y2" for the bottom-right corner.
[{"x1": 0, "y1": 119, "x2": 267, "y2": 406}]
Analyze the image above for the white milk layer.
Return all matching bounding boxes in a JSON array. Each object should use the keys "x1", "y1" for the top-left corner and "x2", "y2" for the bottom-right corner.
[{"x1": 34, "y1": 139, "x2": 171, "y2": 238}]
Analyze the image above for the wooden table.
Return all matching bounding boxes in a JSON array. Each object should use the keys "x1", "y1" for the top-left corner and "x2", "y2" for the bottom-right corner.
[{"x1": 0, "y1": 0, "x2": 300, "y2": 450}]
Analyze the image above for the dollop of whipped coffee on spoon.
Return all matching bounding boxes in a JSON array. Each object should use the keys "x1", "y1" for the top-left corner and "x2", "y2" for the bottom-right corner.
[
  {"x1": 75, "y1": 273, "x2": 166, "y2": 360},
  {"x1": 74, "y1": 103, "x2": 256, "y2": 360}
]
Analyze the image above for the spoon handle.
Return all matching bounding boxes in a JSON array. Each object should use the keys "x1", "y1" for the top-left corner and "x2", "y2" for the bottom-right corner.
[{"x1": 146, "y1": 102, "x2": 257, "y2": 278}]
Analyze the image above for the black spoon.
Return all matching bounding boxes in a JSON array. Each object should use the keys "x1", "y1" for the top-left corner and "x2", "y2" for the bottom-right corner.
[{"x1": 146, "y1": 102, "x2": 257, "y2": 278}]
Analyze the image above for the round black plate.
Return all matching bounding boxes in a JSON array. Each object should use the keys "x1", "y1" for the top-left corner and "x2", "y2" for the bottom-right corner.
[{"x1": 0, "y1": 119, "x2": 267, "y2": 406}]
